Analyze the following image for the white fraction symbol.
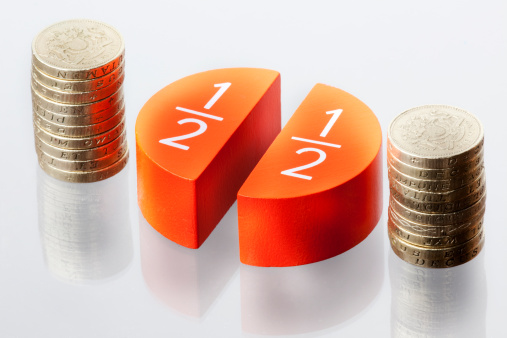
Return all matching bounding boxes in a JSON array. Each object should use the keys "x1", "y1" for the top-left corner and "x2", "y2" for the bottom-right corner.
[
  {"x1": 281, "y1": 109, "x2": 343, "y2": 180},
  {"x1": 280, "y1": 148, "x2": 327, "y2": 180},
  {"x1": 159, "y1": 83, "x2": 231, "y2": 150},
  {"x1": 204, "y1": 82, "x2": 231, "y2": 109},
  {"x1": 320, "y1": 109, "x2": 342, "y2": 137}
]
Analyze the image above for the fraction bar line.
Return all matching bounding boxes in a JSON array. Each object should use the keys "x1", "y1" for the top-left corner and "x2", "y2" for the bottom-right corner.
[
  {"x1": 292, "y1": 136, "x2": 341, "y2": 149},
  {"x1": 176, "y1": 107, "x2": 224, "y2": 121}
]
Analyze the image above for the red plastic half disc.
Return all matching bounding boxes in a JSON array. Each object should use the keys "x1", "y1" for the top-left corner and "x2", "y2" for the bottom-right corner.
[
  {"x1": 238, "y1": 84, "x2": 382, "y2": 266},
  {"x1": 136, "y1": 68, "x2": 281, "y2": 249}
]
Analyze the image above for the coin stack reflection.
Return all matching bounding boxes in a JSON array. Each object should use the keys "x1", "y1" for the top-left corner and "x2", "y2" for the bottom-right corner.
[
  {"x1": 387, "y1": 105, "x2": 485, "y2": 268},
  {"x1": 37, "y1": 167, "x2": 133, "y2": 283},
  {"x1": 31, "y1": 19, "x2": 128, "y2": 183}
]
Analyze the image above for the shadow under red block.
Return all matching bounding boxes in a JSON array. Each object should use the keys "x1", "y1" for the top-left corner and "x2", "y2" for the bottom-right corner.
[
  {"x1": 240, "y1": 217, "x2": 385, "y2": 336},
  {"x1": 139, "y1": 203, "x2": 239, "y2": 319}
]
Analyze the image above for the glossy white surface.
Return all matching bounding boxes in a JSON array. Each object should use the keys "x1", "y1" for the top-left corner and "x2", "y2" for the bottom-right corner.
[{"x1": 0, "y1": 1, "x2": 505, "y2": 337}]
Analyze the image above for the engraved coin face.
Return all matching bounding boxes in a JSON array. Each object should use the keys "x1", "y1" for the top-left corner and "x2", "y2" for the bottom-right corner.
[
  {"x1": 389, "y1": 105, "x2": 483, "y2": 159},
  {"x1": 32, "y1": 19, "x2": 124, "y2": 71}
]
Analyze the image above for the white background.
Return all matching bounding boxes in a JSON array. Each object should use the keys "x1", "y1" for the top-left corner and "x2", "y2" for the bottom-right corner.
[{"x1": 0, "y1": 1, "x2": 505, "y2": 337}]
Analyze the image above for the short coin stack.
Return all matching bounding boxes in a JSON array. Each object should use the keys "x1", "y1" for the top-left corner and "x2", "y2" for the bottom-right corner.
[
  {"x1": 31, "y1": 19, "x2": 128, "y2": 183},
  {"x1": 387, "y1": 105, "x2": 485, "y2": 268}
]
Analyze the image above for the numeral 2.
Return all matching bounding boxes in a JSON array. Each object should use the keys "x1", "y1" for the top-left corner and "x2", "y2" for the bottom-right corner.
[
  {"x1": 159, "y1": 118, "x2": 207, "y2": 150},
  {"x1": 281, "y1": 148, "x2": 327, "y2": 180}
]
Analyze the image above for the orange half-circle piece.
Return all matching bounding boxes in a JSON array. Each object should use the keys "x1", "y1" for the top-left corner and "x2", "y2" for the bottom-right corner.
[
  {"x1": 136, "y1": 68, "x2": 281, "y2": 249},
  {"x1": 238, "y1": 84, "x2": 382, "y2": 266}
]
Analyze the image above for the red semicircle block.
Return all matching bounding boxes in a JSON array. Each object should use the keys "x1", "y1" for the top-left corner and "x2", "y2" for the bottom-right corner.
[
  {"x1": 238, "y1": 84, "x2": 382, "y2": 266},
  {"x1": 136, "y1": 68, "x2": 281, "y2": 249}
]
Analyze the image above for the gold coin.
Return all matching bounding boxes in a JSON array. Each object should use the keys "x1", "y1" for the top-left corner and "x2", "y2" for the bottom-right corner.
[
  {"x1": 388, "y1": 226, "x2": 484, "y2": 261},
  {"x1": 37, "y1": 149, "x2": 129, "y2": 183},
  {"x1": 32, "y1": 19, "x2": 124, "y2": 80},
  {"x1": 389, "y1": 231, "x2": 484, "y2": 268},
  {"x1": 34, "y1": 128, "x2": 126, "y2": 161},
  {"x1": 388, "y1": 215, "x2": 483, "y2": 248},
  {"x1": 389, "y1": 194, "x2": 486, "y2": 225},
  {"x1": 33, "y1": 104, "x2": 125, "y2": 137},
  {"x1": 388, "y1": 205, "x2": 485, "y2": 237},
  {"x1": 388, "y1": 171, "x2": 485, "y2": 203},
  {"x1": 387, "y1": 105, "x2": 484, "y2": 169},
  {"x1": 33, "y1": 96, "x2": 124, "y2": 126},
  {"x1": 388, "y1": 161, "x2": 484, "y2": 192},
  {"x1": 387, "y1": 149, "x2": 484, "y2": 180},
  {"x1": 33, "y1": 117, "x2": 126, "y2": 150},
  {"x1": 32, "y1": 63, "x2": 124, "y2": 93},
  {"x1": 31, "y1": 71, "x2": 124, "y2": 104},
  {"x1": 36, "y1": 140, "x2": 128, "y2": 172},
  {"x1": 389, "y1": 182, "x2": 486, "y2": 214},
  {"x1": 31, "y1": 85, "x2": 123, "y2": 115}
]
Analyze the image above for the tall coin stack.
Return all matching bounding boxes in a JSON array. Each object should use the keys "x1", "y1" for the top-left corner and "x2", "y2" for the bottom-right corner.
[
  {"x1": 387, "y1": 105, "x2": 485, "y2": 268},
  {"x1": 31, "y1": 19, "x2": 128, "y2": 183}
]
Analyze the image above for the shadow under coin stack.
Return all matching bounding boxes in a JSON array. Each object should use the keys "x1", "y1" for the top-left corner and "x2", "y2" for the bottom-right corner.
[
  {"x1": 31, "y1": 19, "x2": 128, "y2": 183},
  {"x1": 387, "y1": 105, "x2": 485, "y2": 268}
]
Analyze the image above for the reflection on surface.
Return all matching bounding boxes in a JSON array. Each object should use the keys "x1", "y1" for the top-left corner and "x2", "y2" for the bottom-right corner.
[
  {"x1": 240, "y1": 218, "x2": 385, "y2": 336},
  {"x1": 139, "y1": 203, "x2": 239, "y2": 319},
  {"x1": 389, "y1": 249, "x2": 487, "y2": 338},
  {"x1": 37, "y1": 166, "x2": 133, "y2": 284}
]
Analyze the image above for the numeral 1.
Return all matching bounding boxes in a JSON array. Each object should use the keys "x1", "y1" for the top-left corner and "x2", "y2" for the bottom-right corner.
[
  {"x1": 320, "y1": 109, "x2": 342, "y2": 137},
  {"x1": 204, "y1": 83, "x2": 231, "y2": 109}
]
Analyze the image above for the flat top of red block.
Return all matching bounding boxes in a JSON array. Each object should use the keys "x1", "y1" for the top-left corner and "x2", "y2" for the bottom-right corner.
[
  {"x1": 136, "y1": 68, "x2": 280, "y2": 180},
  {"x1": 239, "y1": 84, "x2": 382, "y2": 199}
]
